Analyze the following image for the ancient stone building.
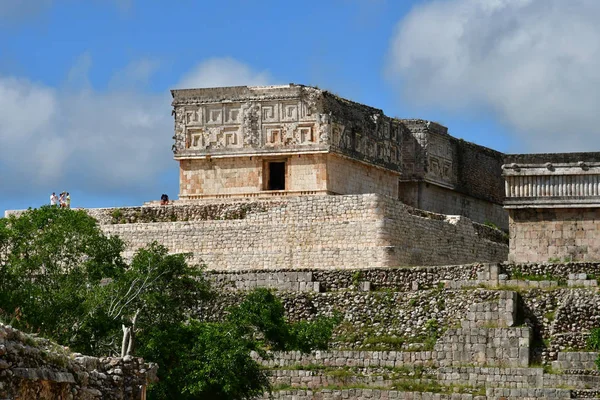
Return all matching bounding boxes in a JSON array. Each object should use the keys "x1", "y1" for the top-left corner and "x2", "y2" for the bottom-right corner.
[
  {"x1": 504, "y1": 152, "x2": 600, "y2": 263},
  {"x1": 6, "y1": 85, "x2": 600, "y2": 400},
  {"x1": 171, "y1": 84, "x2": 507, "y2": 229}
]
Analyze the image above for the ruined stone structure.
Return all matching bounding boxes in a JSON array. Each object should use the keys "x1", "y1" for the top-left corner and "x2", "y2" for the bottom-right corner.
[
  {"x1": 504, "y1": 152, "x2": 600, "y2": 263},
  {"x1": 201, "y1": 263, "x2": 600, "y2": 399},
  {"x1": 6, "y1": 84, "x2": 600, "y2": 399},
  {"x1": 171, "y1": 85, "x2": 507, "y2": 230},
  {"x1": 0, "y1": 323, "x2": 157, "y2": 399}
]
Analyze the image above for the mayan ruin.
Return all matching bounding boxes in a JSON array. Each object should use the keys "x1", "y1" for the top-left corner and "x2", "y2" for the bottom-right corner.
[{"x1": 3, "y1": 82, "x2": 600, "y2": 399}]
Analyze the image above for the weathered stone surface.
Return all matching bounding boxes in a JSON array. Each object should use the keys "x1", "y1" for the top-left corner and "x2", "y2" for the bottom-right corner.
[
  {"x1": 95, "y1": 194, "x2": 508, "y2": 270},
  {"x1": 169, "y1": 84, "x2": 507, "y2": 229},
  {"x1": 0, "y1": 324, "x2": 157, "y2": 400},
  {"x1": 503, "y1": 153, "x2": 600, "y2": 263}
]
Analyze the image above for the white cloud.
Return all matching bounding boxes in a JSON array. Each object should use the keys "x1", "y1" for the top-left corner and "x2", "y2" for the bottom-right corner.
[
  {"x1": 108, "y1": 58, "x2": 160, "y2": 90},
  {"x1": 176, "y1": 57, "x2": 271, "y2": 89},
  {"x1": 0, "y1": 57, "x2": 270, "y2": 199},
  {"x1": 386, "y1": 0, "x2": 600, "y2": 152},
  {"x1": 0, "y1": 72, "x2": 171, "y2": 195}
]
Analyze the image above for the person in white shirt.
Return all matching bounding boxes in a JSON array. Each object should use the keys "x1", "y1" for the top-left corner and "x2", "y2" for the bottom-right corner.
[{"x1": 50, "y1": 192, "x2": 58, "y2": 206}]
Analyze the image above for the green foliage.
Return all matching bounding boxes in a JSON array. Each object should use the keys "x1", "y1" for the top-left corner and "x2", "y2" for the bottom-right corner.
[
  {"x1": 139, "y1": 321, "x2": 270, "y2": 400},
  {"x1": 227, "y1": 288, "x2": 341, "y2": 354},
  {"x1": 423, "y1": 319, "x2": 440, "y2": 350},
  {"x1": 289, "y1": 314, "x2": 341, "y2": 353},
  {"x1": 227, "y1": 288, "x2": 291, "y2": 351},
  {"x1": 110, "y1": 208, "x2": 124, "y2": 224},
  {"x1": 0, "y1": 206, "x2": 127, "y2": 346},
  {"x1": 587, "y1": 327, "x2": 600, "y2": 351},
  {"x1": 143, "y1": 289, "x2": 339, "y2": 400},
  {"x1": 363, "y1": 335, "x2": 405, "y2": 349},
  {"x1": 351, "y1": 271, "x2": 362, "y2": 287},
  {"x1": 483, "y1": 221, "x2": 501, "y2": 230},
  {"x1": 0, "y1": 208, "x2": 339, "y2": 400}
]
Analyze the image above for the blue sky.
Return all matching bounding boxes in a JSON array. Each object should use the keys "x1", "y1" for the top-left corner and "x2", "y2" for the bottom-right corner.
[{"x1": 2, "y1": 0, "x2": 600, "y2": 213}]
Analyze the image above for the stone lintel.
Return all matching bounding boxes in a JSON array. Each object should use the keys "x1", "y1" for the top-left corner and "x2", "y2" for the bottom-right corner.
[
  {"x1": 174, "y1": 148, "x2": 330, "y2": 160},
  {"x1": 504, "y1": 197, "x2": 600, "y2": 209},
  {"x1": 171, "y1": 84, "x2": 305, "y2": 105}
]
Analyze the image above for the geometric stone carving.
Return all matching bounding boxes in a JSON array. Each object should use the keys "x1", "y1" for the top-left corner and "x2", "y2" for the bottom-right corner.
[
  {"x1": 171, "y1": 85, "x2": 411, "y2": 171},
  {"x1": 281, "y1": 102, "x2": 298, "y2": 122},
  {"x1": 205, "y1": 107, "x2": 223, "y2": 124}
]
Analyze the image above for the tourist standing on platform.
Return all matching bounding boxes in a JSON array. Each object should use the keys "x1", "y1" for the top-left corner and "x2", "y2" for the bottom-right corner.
[
  {"x1": 50, "y1": 192, "x2": 58, "y2": 206},
  {"x1": 66, "y1": 193, "x2": 71, "y2": 209}
]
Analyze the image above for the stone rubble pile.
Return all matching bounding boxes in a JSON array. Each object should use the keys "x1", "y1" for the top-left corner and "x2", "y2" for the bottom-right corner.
[{"x1": 0, "y1": 323, "x2": 157, "y2": 400}]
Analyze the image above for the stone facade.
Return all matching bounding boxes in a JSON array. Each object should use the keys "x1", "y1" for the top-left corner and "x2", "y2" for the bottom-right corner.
[
  {"x1": 96, "y1": 194, "x2": 507, "y2": 270},
  {"x1": 171, "y1": 85, "x2": 403, "y2": 199},
  {"x1": 170, "y1": 84, "x2": 507, "y2": 229},
  {"x1": 398, "y1": 125, "x2": 507, "y2": 230},
  {"x1": 504, "y1": 152, "x2": 600, "y2": 262}
]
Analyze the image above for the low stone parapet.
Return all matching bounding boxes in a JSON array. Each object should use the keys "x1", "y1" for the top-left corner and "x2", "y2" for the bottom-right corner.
[
  {"x1": 551, "y1": 352, "x2": 599, "y2": 371},
  {"x1": 435, "y1": 366, "x2": 542, "y2": 388},
  {"x1": 486, "y1": 387, "x2": 571, "y2": 399},
  {"x1": 543, "y1": 373, "x2": 600, "y2": 390},
  {"x1": 259, "y1": 389, "x2": 481, "y2": 400}
]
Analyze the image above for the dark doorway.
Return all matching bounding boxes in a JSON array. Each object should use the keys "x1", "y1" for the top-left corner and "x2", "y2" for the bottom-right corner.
[{"x1": 268, "y1": 162, "x2": 286, "y2": 190}]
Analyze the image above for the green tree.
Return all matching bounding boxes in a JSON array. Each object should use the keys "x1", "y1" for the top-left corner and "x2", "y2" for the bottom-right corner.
[
  {"x1": 0, "y1": 206, "x2": 127, "y2": 346},
  {"x1": 140, "y1": 288, "x2": 340, "y2": 400},
  {"x1": 0, "y1": 207, "x2": 340, "y2": 400}
]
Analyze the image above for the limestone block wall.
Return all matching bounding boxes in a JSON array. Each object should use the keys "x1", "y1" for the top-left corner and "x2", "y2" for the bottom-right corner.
[
  {"x1": 101, "y1": 195, "x2": 386, "y2": 270},
  {"x1": 508, "y1": 208, "x2": 600, "y2": 262},
  {"x1": 208, "y1": 264, "x2": 487, "y2": 292},
  {"x1": 399, "y1": 182, "x2": 508, "y2": 230},
  {"x1": 99, "y1": 194, "x2": 508, "y2": 270},
  {"x1": 378, "y1": 196, "x2": 507, "y2": 267},
  {"x1": 259, "y1": 389, "x2": 480, "y2": 400},
  {"x1": 0, "y1": 324, "x2": 156, "y2": 400},
  {"x1": 551, "y1": 352, "x2": 599, "y2": 371},
  {"x1": 326, "y1": 154, "x2": 398, "y2": 198},
  {"x1": 179, "y1": 153, "x2": 328, "y2": 197},
  {"x1": 180, "y1": 157, "x2": 262, "y2": 196}
]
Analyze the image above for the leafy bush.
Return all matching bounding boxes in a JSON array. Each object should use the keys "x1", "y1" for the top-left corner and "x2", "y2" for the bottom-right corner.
[
  {"x1": 0, "y1": 208, "x2": 340, "y2": 400},
  {"x1": 587, "y1": 327, "x2": 600, "y2": 350},
  {"x1": 289, "y1": 314, "x2": 342, "y2": 353}
]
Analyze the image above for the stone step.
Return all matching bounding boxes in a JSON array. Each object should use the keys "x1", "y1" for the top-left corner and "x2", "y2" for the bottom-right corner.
[
  {"x1": 259, "y1": 389, "x2": 484, "y2": 399},
  {"x1": 268, "y1": 369, "x2": 395, "y2": 389}
]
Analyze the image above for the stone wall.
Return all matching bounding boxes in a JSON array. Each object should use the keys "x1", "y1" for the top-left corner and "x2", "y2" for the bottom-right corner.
[
  {"x1": 204, "y1": 263, "x2": 600, "y2": 361},
  {"x1": 203, "y1": 263, "x2": 600, "y2": 399},
  {"x1": 397, "y1": 121, "x2": 507, "y2": 229},
  {"x1": 378, "y1": 197, "x2": 507, "y2": 267},
  {"x1": 399, "y1": 121, "x2": 505, "y2": 206},
  {"x1": 398, "y1": 182, "x2": 508, "y2": 230},
  {"x1": 97, "y1": 194, "x2": 508, "y2": 270},
  {"x1": 454, "y1": 140, "x2": 505, "y2": 205},
  {"x1": 0, "y1": 323, "x2": 156, "y2": 400},
  {"x1": 508, "y1": 208, "x2": 600, "y2": 262},
  {"x1": 179, "y1": 154, "x2": 330, "y2": 198},
  {"x1": 326, "y1": 154, "x2": 399, "y2": 198}
]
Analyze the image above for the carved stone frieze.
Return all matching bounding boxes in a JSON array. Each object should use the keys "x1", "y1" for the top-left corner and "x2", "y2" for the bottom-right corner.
[
  {"x1": 171, "y1": 84, "x2": 407, "y2": 172},
  {"x1": 426, "y1": 134, "x2": 457, "y2": 185}
]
